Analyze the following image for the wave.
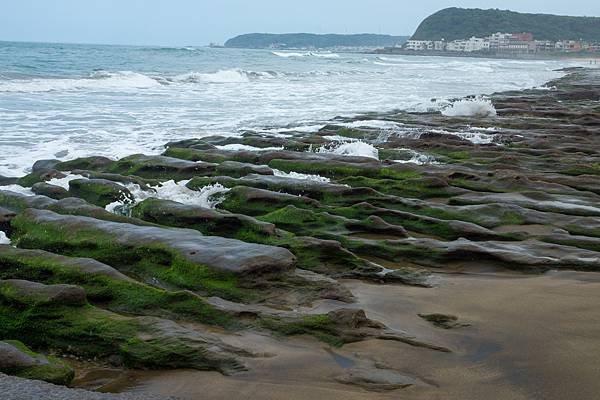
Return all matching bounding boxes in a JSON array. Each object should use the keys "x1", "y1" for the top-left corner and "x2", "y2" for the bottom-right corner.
[
  {"x1": 391, "y1": 149, "x2": 439, "y2": 165},
  {"x1": 272, "y1": 169, "x2": 331, "y2": 183},
  {"x1": 441, "y1": 97, "x2": 497, "y2": 118},
  {"x1": 338, "y1": 120, "x2": 405, "y2": 130},
  {"x1": 429, "y1": 128, "x2": 498, "y2": 145},
  {"x1": 172, "y1": 69, "x2": 275, "y2": 84},
  {"x1": 215, "y1": 144, "x2": 284, "y2": 152},
  {"x1": 272, "y1": 51, "x2": 340, "y2": 59},
  {"x1": 105, "y1": 181, "x2": 230, "y2": 214},
  {"x1": 46, "y1": 174, "x2": 89, "y2": 189},
  {"x1": 0, "y1": 71, "x2": 161, "y2": 93},
  {"x1": 0, "y1": 231, "x2": 10, "y2": 245},
  {"x1": 376, "y1": 56, "x2": 403, "y2": 63},
  {"x1": 0, "y1": 66, "x2": 376, "y2": 93},
  {"x1": 317, "y1": 140, "x2": 379, "y2": 160}
]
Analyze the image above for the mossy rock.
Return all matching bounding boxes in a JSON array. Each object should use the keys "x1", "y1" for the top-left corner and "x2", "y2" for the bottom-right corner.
[
  {"x1": 68, "y1": 178, "x2": 133, "y2": 207},
  {"x1": 17, "y1": 169, "x2": 66, "y2": 188},
  {"x1": 107, "y1": 154, "x2": 217, "y2": 180},
  {"x1": 10, "y1": 208, "x2": 295, "y2": 301},
  {"x1": 0, "y1": 246, "x2": 236, "y2": 328},
  {"x1": 0, "y1": 340, "x2": 74, "y2": 385},
  {"x1": 218, "y1": 186, "x2": 321, "y2": 216},
  {"x1": 31, "y1": 183, "x2": 70, "y2": 200},
  {"x1": 0, "y1": 283, "x2": 247, "y2": 374},
  {"x1": 55, "y1": 156, "x2": 115, "y2": 172},
  {"x1": 131, "y1": 198, "x2": 277, "y2": 242}
]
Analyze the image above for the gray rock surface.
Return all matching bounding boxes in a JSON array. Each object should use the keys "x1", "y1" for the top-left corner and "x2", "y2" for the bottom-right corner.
[
  {"x1": 0, "y1": 279, "x2": 87, "y2": 306},
  {"x1": 0, "y1": 342, "x2": 38, "y2": 370},
  {"x1": 0, "y1": 373, "x2": 178, "y2": 400},
  {"x1": 19, "y1": 208, "x2": 296, "y2": 276}
]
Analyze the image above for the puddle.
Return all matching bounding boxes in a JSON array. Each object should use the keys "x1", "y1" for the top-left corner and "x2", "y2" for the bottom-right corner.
[{"x1": 324, "y1": 348, "x2": 356, "y2": 368}]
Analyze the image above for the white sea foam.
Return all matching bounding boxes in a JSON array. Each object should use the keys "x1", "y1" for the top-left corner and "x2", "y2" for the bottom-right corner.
[
  {"x1": 243, "y1": 124, "x2": 325, "y2": 136},
  {"x1": 0, "y1": 231, "x2": 10, "y2": 245},
  {"x1": 317, "y1": 141, "x2": 379, "y2": 159},
  {"x1": 339, "y1": 120, "x2": 405, "y2": 130},
  {"x1": 46, "y1": 174, "x2": 89, "y2": 189},
  {"x1": 105, "y1": 180, "x2": 230, "y2": 214},
  {"x1": 0, "y1": 184, "x2": 34, "y2": 196},
  {"x1": 392, "y1": 149, "x2": 439, "y2": 165},
  {"x1": 0, "y1": 71, "x2": 161, "y2": 93},
  {"x1": 172, "y1": 69, "x2": 271, "y2": 84},
  {"x1": 272, "y1": 169, "x2": 331, "y2": 183},
  {"x1": 272, "y1": 51, "x2": 340, "y2": 59},
  {"x1": 469, "y1": 126, "x2": 499, "y2": 132},
  {"x1": 215, "y1": 144, "x2": 284, "y2": 152},
  {"x1": 442, "y1": 97, "x2": 497, "y2": 118},
  {"x1": 429, "y1": 129, "x2": 497, "y2": 145},
  {"x1": 323, "y1": 135, "x2": 360, "y2": 142}
]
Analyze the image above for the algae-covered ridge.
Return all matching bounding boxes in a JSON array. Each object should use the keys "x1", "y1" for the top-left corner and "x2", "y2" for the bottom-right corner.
[{"x1": 1, "y1": 68, "x2": 600, "y2": 386}]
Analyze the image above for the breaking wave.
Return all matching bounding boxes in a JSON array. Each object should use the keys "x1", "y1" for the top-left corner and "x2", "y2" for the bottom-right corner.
[
  {"x1": 317, "y1": 140, "x2": 379, "y2": 160},
  {"x1": 0, "y1": 71, "x2": 162, "y2": 93},
  {"x1": 46, "y1": 174, "x2": 89, "y2": 189},
  {"x1": 0, "y1": 231, "x2": 10, "y2": 245},
  {"x1": 172, "y1": 69, "x2": 275, "y2": 84},
  {"x1": 105, "y1": 181, "x2": 230, "y2": 214},
  {"x1": 272, "y1": 51, "x2": 340, "y2": 59},
  {"x1": 391, "y1": 149, "x2": 439, "y2": 165},
  {"x1": 272, "y1": 169, "x2": 331, "y2": 183},
  {"x1": 215, "y1": 144, "x2": 284, "y2": 152},
  {"x1": 442, "y1": 97, "x2": 497, "y2": 118}
]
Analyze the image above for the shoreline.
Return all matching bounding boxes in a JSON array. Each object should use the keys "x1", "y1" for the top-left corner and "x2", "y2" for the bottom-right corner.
[
  {"x1": 1, "y1": 68, "x2": 600, "y2": 399},
  {"x1": 369, "y1": 48, "x2": 600, "y2": 61}
]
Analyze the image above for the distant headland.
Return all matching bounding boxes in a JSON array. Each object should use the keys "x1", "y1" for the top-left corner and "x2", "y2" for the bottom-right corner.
[
  {"x1": 377, "y1": 8, "x2": 600, "y2": 59},
  {"x1": 224, "y1": 33, "x2": 409, "y2": 50}
]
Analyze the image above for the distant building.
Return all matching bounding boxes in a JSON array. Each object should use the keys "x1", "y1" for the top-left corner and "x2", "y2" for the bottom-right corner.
[
  {"x1": 446, "y1": 37, "x2": 489, "y2": 52},
  {"x1": 402, "y1": 31, "x2": 597, "y2": 55},
  {"x1": 534, "y1": 40, "x2": 555, "y2": 52},
  {"x1": 489, "y1": 33, "x2": 512, "y2": 51},
  {"x1": 404, "y1": 40, "x2": 434, "y2": 51}
]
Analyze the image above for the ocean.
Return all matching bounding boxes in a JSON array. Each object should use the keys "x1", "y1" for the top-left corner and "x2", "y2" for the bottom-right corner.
[{"x1": 0, "y1": 41, "x2": 579, "y2": 177}]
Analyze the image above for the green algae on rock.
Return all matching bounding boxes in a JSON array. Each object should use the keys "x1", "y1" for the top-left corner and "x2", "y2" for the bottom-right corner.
[{"x1": 0, "y1": 340, "x2": 74, "y2": 385}]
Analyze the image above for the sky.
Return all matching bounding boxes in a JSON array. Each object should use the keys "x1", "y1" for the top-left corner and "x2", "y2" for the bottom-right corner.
[{"x1": 1, "y1": 0, "x2": 599, "y2": 46}]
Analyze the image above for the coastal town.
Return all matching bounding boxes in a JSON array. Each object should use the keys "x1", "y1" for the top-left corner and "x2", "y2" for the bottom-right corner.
[{"x1": 403, "y1": 32, "x2": 600, "y2": 54}]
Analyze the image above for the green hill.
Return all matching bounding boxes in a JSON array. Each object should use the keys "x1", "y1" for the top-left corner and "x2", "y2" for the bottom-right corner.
[
  {"x1": 411, "y1": 8, "x2": 600, "y2": 42},
  {"x1": 224, "y1": 33, "x2": 408, "y2": 49}
]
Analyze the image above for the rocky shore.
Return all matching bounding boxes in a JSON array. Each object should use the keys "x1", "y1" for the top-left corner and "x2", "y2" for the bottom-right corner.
[{"x1": 1, "y1": 67, "x2": 599, "y2": 399}]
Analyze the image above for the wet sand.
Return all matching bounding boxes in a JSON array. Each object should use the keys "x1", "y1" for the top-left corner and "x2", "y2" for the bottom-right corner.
[{"x1": 92, "y1": 268, "x2": 600, "y2": 400}]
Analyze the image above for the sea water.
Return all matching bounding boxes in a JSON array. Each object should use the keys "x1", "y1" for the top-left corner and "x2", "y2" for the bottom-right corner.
[{"x1": 0, "y1": 41, "x2": 579, "y2": 176}]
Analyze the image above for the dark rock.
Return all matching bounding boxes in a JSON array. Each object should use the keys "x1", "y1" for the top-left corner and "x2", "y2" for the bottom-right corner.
[
  {"x1": 0, "y1": 206, "x2": 16, "y2": 235},
  {"x1": 31, "y1": 183, "x2": 69, "y2": 200},
  {"x1": 32, "y1": 159, "x2": 61, "y2": 172},
  {"x1": 55, "y1": 156, "x2": 115, "y2": 172},
  {"x1": 0, "y1": 176, "x2": 18, "y2": 185},
  {"x1": 419, "y1": 313, "x2": 470, "y2": 329},
  {"x1": 335, "y1": 367, "x2": 423, "y2": 391}
]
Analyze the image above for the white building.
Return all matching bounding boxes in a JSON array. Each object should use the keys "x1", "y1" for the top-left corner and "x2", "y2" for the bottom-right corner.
[
  {"x1": 404, "y1": 40, "x2": 434, "y2": 51},
  {"x1": 434, "y1": 40, "x2": 446, "y2": 51},
  {"x1": 446, "y1": 37, "x2": 489, "y2": 52},
  {"x1": 489, "y1": 32, "x2": 512, "y2": 51}
]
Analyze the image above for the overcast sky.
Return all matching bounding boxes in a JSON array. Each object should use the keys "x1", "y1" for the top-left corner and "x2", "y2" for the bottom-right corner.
[{"x1": 1, "y1": 0, "x2": 599, "y2": 46}]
